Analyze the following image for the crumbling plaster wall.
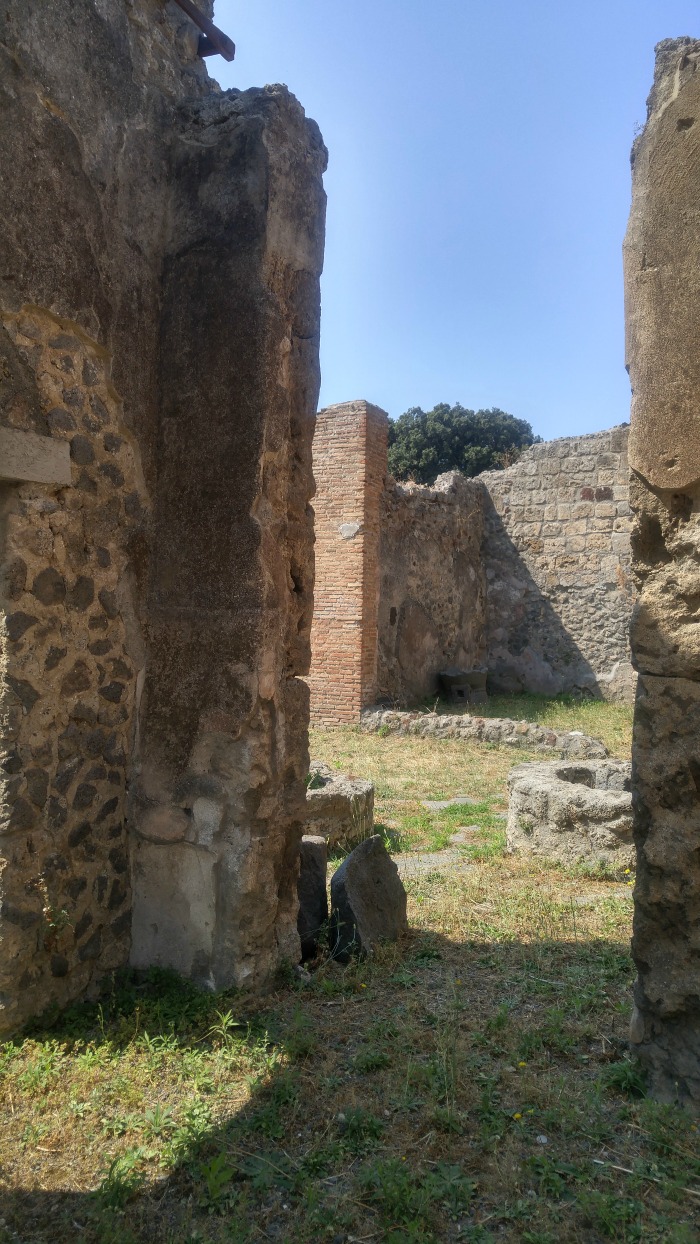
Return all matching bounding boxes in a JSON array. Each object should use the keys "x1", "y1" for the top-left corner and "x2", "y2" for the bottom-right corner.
[
  {"x1": 377, "y1": 472, "x2": 486, "y2": 703},
  {"x1": 0, "y1": 0, "x2": 326, "y2": 1033},
  {"x1": 624, "y1": 36, "x2": 700, "y2": 1104},
  {"x1": 480, "y1": 428, "x2": 636, "y2": 702}
]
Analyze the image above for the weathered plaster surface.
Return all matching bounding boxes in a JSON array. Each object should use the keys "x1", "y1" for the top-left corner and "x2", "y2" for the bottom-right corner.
[
  {"x1": 377, "y1": 472, "x2": 485, "y2": 703},
  {"x1": 626, "y1": 39, "x2": 700, "y2": 490},
  {"x1": 625, "y1": 36, "x2": 700, "y2": 1103}
]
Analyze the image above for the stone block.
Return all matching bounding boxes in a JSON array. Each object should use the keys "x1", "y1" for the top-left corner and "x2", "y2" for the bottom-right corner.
[
  {"x1": 297, "y1": 835, "x2": 328, "y2": 960},
  {"x1": 305, "y1": 762, "x2": 374, "y2": 847},
  {"x1": 0, "y1": 427, "x2": 71, "y2": 486},
  {"x1": 507, "y1": 759, "x2": 633, "y2": 874},
  {"x1": 330, "y1": 835, "x2": 407, "y2": 960}
]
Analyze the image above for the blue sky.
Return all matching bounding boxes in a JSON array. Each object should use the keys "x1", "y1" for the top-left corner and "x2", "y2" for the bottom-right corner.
[{"x1": 212, "y1": 2, "x2": 697, "y2": 441}]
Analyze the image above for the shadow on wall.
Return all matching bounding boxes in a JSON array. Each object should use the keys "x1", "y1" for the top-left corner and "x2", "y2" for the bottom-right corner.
[{"x1": 482, "y1": 490, "x2": 607, "y2": 699}]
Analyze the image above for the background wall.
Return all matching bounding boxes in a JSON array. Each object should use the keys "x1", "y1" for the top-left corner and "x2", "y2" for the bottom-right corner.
[
  {"x1": 481, "y1": 426, "x2": 635, "y2": 702},
  {"x1": 377, "y1": 472, "x2": 485, "y2": 703},
  {"x1": 310, "y1": 416, "x2": 635, "y2": 722}
]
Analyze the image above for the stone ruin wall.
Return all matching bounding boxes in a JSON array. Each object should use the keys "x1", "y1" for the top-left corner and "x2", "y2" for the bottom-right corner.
[
  {"x1": 377, "y1": 472, "x2": 485, "y2": 703},
  {"x1": 624, "y1": 37, "x2": 700, "y2": 1104},
  {"x1": 0, "y1": 0, "x2": 326, "y2": 1033},
  {"x1": 307, "y1": 402, "x2": 387, "y2": 724},
  {"x1": 480, "y1": 427, "x2": 636, "y2": 702},
  {"x1": 1, "y1": 318, "x2": 147, "y2": 1016},
  {"x1": 309, "y1": 408, "x2": 635, "y2": 722}
]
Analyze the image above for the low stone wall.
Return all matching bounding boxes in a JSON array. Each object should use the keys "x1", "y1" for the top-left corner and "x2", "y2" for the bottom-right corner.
[
  {"x1": 480, "y1": 427, "x2": 635, "y2": 702},
  {"x1": 377, "y1": 472, "x2": 485, "y2": 702},
  {"x1": 360, "y1": 707, "x2": 608, "y2": 759}
]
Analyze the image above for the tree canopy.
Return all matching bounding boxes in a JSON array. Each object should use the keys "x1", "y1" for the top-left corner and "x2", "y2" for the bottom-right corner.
[{"x1": 387, "y1": 403, "x2": 540, "y2": 484}]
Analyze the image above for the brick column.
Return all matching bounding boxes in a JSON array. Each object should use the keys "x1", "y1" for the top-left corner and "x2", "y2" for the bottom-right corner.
[{"x1": 308, "y1": 401, "x2": 388, "y2": 724}]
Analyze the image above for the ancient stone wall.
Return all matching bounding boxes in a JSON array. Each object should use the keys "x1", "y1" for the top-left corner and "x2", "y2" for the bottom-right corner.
[
  {"x1": 0, "y1": 0, "x2": 325, "y2": 1032},
  {"x1": 624, "y1": 37, "x2": 700, "y2": 1104},
  {"x1": 377, "y1": 472, "x2": 485, "y2": 702},
  {"x1": 480, "y1": 428, "x2": 635, "y2": 702},
  {"x1": 308, "y1": 402, "x2": 387, "y2": 724},
  {"x1": 310, "y1": 408, "x2": 635, "y2": 721}
]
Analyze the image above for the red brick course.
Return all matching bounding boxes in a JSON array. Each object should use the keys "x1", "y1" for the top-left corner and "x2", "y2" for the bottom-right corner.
[{"x1": 308, "y1": 401, "x2": 388, "y2": 724}]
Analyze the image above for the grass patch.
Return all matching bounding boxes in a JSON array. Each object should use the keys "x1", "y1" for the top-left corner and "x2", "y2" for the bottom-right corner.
[{"x1": 3, "y1": 715, "x2": 696, "y2": 1244}]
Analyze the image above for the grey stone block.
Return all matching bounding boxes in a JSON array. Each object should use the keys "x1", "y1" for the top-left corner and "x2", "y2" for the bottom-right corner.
[
  {"x1": 507, "y1": 759, "x2": 633, "y2": 874},
  {"x1": 330, "y1": 835, "x2": 407, "y2": 961},
  {"x1": 297, "y1": 835, "x2": 328, "y2": 960},
  {"x1": 306, "y1": 761, "x2": 374, "y2": 847}
]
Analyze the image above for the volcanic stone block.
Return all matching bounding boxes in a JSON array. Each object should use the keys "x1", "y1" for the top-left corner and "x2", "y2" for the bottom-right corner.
[
  {"x1": 507, "y1": 760, "x2": 633, "y2": 874},
  {"x1": 297, "y1": 835, "x2": 328, "y2": 960},
  {"x1": 330, "y1": 835, "x2": 407, "y2": 961},
  {"x1": 305, "y1": 761, "x2": 374, "y2": 847}
]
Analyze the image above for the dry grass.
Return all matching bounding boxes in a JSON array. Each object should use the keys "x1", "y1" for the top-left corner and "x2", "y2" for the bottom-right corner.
[{"x1": 2, "y1": 706, "x2": 697, "y2": 1244}]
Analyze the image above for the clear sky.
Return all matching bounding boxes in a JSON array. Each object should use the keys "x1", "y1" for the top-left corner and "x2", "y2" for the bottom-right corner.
[{"x1": 212, "y1": 1, "x2": 698, "y2": 441}]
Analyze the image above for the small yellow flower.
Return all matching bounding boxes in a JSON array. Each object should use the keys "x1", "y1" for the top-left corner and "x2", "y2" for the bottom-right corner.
[
  {"x1": 627, "y1": 881, "x2": 634, "y2": 886},
  {"x1": 401, "y1": 1156, "x2": 407, "y2": 1161},
  {"x1": 360, "y1": 983, "x2": 367, "y2": 988},
  {"x1": 513, "y1": 1112, "x2": 522, "y2": 1120},
  {"x1": 518, "y1": 1061, "x2": 527, "y2": 1067},
  {"x1": 624, "y1": 868, "x2": 631, "y2": 875}
]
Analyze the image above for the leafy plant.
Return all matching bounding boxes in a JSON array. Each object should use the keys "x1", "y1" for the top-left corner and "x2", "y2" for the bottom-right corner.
[
  {"x1": 196, "y1": 1150, "x2": 238, "y2": 1213},
  {"x1": 601, "y1": 1057, "x2": 647, "y2": 1099},
  {"x1": 95, "y1": 1149, "x2": 147, "y2": 1209}
]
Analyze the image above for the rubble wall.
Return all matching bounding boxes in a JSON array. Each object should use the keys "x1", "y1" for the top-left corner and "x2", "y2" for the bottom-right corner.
[
  {"x1": 624, "y1": 36, "x2": 700, "y2": 1104},
  {"x1": 0, "y1": 0, "x2": 326, "y2": 1031},
  {"x1": 308, "y1": 402, "x2": 387, "y2": 724},
  {"x1": 377, "y1": 472, "x2": 485, "y2": 702},
  {"x1": 480, "y1": 428, "x2": 636, "y2": 701}
]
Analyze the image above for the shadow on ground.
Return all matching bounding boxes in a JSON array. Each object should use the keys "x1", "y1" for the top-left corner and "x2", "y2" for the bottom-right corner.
[{"x1": 1, "y1": 914, "x2": 696, "y2": 1244}]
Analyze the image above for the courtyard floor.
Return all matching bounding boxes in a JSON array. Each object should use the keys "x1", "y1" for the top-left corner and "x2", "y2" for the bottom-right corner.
[{"x1": 1, "y1": 698, "x2": 699, "y2": 1244}]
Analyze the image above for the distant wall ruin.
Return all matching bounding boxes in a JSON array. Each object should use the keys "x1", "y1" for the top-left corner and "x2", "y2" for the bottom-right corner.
[
  {"x1": 377, "y1": 473, "x2": 485, "y2": 703},
  {"x1": 309, "y1": 407, "x2": 635, "y2": 723},
  {"x1": 625, "y1": 36, "x2": 700, "y2": 1104},
  {"x1": 482, "y1": 427, "x2": 635, "y2": 702},
  {"x1": 0, "y1": 0, "x2": 326, "y2": 1033}
]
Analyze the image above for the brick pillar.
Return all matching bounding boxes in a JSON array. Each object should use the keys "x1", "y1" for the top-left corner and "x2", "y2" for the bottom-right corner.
[{"x1": 308, "y1": 401, "x2": 388, "y2": 724}]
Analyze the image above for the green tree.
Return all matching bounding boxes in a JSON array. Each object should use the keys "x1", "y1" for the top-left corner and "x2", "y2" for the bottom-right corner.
[{"x1": 387, "y1": 403, "x2": 540, "y2": 484}]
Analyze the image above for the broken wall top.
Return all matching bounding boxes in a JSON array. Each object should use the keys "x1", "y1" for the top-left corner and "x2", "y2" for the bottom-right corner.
[{"x1": 625, "y1": 37, "x2": 700, "y2": 489}]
